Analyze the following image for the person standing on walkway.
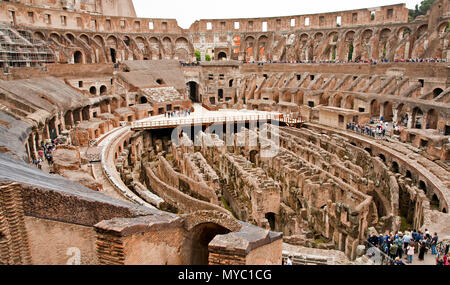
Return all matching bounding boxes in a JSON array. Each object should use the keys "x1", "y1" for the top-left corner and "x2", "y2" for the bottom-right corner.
[
  {"x1": 431, "y1": 233, "x2": 438, "y2": 255},
  {"x1": 407, "y1": 242, "x2": 415, "y2": 264}
]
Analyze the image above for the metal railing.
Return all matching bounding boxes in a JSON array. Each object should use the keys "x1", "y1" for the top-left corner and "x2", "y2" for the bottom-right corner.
[{"x1": 131, "y1": 114, "x2": 303, "y2": 130}]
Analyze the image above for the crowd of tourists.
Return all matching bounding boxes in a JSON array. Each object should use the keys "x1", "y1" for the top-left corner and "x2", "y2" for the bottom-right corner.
[
  {"x1": 164, "y1": 109, "x2": 191, "y2": 119},
  {"x1": 32, "y1": 139, "x2": 59, "y2": 170},
  {"x1": 367, "y1": 229, "x2": 450, "y2": 265}
]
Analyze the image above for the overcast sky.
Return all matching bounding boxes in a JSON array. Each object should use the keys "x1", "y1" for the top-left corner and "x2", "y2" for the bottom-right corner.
[{"x1": 133, "y1": 0, "x2": 422, "y2": 29}]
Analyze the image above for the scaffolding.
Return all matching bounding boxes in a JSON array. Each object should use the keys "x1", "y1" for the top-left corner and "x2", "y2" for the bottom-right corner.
[{"x1": 0, "y1": 24, "x2": 55, "y2": 72}]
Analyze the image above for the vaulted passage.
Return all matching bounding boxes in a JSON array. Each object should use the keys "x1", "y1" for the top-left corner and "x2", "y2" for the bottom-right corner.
[{"x1": 185, "y1": 223, "x2": 230, "y2": 265}]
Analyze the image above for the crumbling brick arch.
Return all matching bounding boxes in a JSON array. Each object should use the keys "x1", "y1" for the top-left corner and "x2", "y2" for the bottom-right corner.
[
  {"x1": 79, "y1": 34, "x2": 90, "y2": 44},
  {"x1": 343, "y1": 95, "x2": 354, "y2": 110},
  {"x1": 73, "y1": 50, "x2": 84, "y2": 64},
  {"x1": 437, "y1": 21, "x2": 449, "y2": 35},
  {"x1": 148, "y1": 37, "x2": 162, "y2": 60},
  {"x1": 162, "y1": 37, "x2": 174, "y2": 59},
  {"x1": 65, "y1": 32, "x2": 76, "y2": 44},
  {"x1": 33, "y1": 31, "x2": 46, "y2": 41},
  {"x1": 182, "y1": 211, "x2": 242, "y2": 265},
  {"x1": 49, "y1": 32, "x2": 62, "y2": 45},
  {"x1": 426, "y1": 108, "x2": 438, "y2": 130},
  {"x1": 93, "y1": 34, "x2": 105, "y2": 46}
]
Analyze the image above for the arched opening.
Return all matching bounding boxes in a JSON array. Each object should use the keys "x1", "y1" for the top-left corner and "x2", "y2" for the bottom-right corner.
[
  {"x1": 110, "y1": 48, "x2": 116, "y2": 63},
  {"x1": 430, "y1": 194, "x2": 440, "y2": 210},
  {"x1": 249, "y1": 150, "x2": 258, "y2": 164},
  {"x1": 426, "y1": 109, "x2": 438, "y2": 130},
  {"x1": 406, "y1": 170, "x2": 412, "y2": 179},
  {"x1": 188, "y1": 81, "x2": 199, "y2": 103},
  {"x1": 64, "y1": 111, "x2": 73, "y2": 128},
  {"x1": 218, "y1": 89, "x2": 224, "y2": 100},
  {"x1": 365, "y1": 148, "x2": 372, "y2": 156},
  {"x1": 140, "y1": 96, "x2": 148, "y2": 104},
  {"x1": 297, "y1": 199, "x2": 303, "y2": 209},
  {"x1": 383, "y1": 101, "x2": 393, "y2": 122},
  {"x1": 186, "y1": 223, "x2": 230, "y2": 265},
  {"x1": 229, "y1": 79, "x2": 234, "y2": 87},
  {"x1": 218, "y1": 52, "x2": 227, "y2": 60},
  {"x1": 156, "y1": 79, "x2": 164, "y2": 85},
  {"x1": 378, "y1": 154, "x2": 386, "y2": 163},
  {"x1": 265, "y1": 212, "x2": 276, "y2": 231},
  {"x1": 82, "y1": 106, "x2": 90, "y2": 121},
  {"x1": 100, "y1": 85, "x2": 107, "y2": 95},
  {"x1": 433, "y1": 88, "x2": 443, "y2": 99},
  {"x1": 419, "y1": 181, "x2": 427, "y2": 194},
  {"x1": 89, "y1": 86, "x2": 97, "y2": 95},
  {"x1": 443, "y1": 208, "x2": 447, "y2": 214},
  {"x1": 73, "y1": 51, "x2": 83, "y2": 64},
  {"x1": 370, "y1": 99, "x2": 380, "y2": 118},
  {"x1": 392, "y1": 161, "x2": 399, "y2": 173},
  {"x1": 412, "y1": 107, "x2": 424, "y2": 129}
]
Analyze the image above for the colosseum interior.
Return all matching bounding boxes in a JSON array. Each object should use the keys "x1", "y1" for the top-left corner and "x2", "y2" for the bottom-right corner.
[{"x1": 0, "y1": 0, "x2": 449, "y2": 266}]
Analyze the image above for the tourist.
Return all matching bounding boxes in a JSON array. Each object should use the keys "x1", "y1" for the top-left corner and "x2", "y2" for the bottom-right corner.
[
  {"x1": 446, "y1": 252, "x2": 450, "y2": 265},
  {"x1": 286, "y1": 256, "x2": 293, "y2": 265},
  {"x1": 407, "y1": 242, "x2": 415, "y2": 264},
  {"x1": 389, "y1": 241, "x2": 398, "y2": 259},
  {"x1": 436, "y1": 251, "x2": 445, "y2": 265},
  {"x1": 418, "y1": 240, "x2": 427, "y2": 261},
  {"x1": 393, "y1": 257, "x2": 404, "y2": 265},
  {"x1": 403, "y1": 231, "x2": 412, "y2": 251},
  {"x1": 396, "y1": 233, "x2": 404, "y2": 259}
]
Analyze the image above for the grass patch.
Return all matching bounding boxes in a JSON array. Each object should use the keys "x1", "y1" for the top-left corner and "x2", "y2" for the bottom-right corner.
[
  {"x1": 400, "y1": 216, "x2": 413, "y2": 232},
  {"x1": 222, "y1": 197, "x2": 238, "y2": 219}
]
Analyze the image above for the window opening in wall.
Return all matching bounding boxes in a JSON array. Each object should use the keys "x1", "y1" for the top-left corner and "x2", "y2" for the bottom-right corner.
[
  {"x1": 336, "y1": 16, "x2": 342, "y2": 27},
  {"x1": 149, "y1": 22, "x2": 154, "y2": 30},
  {"x1": 291, "y1": 19, "x2": 296, "y2": 27},
  {"x1": 305, "y1": 17, "x2": 310, "y2": 26},
  {"x1": 206, "y1": 22, "x2": 212, "y2": 30},
  {"x1": 262, "y1": 22, "x2": 268, "y2": 32},
  {"x1": 234, "y1": 22, "x2": 240, "y2": 30}
]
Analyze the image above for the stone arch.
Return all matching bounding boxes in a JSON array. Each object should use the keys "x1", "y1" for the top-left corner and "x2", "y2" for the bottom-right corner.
[
  {"x1": 162, "y1": 37, "x2": 173, "y2": 59},
  {"x1": 412, "y1": 107, "x2": 424, "y2": 129},
  {"x1": 419, "y1": 180, "x2": 427, "y2": 194},
  {"x1": 383, "y1": 101, "x2": 393, "y2": 121},
  {"x1": 432, "y1": 88, "x2": 443, "y2": 98},
  {"x1": 89, "y1": 86, "x2": 97, "y2": 95},
  {"x1": 148, "y1": 37, "x2": 161, "y2": 59},
  {"x1": 416, "y1": 24, "x2": 428, "y2": 39},
  {"x1": 343, "y1": 95, "x2": 354, "y2": 109},
  {"x1": 265, "y1": 212, "x2": 276, "y2": 231},
  {"x1": 100, "y1": 85, "x2": 107, "y2": 95},
  {"x1": 182, "y1": 211, "x2": 241, "y2": 265},
  {"x1": 218, "y1": 52, "x2": 227, "y2": 60},
  {"x1": 33, "y1": 31, "x2": 45, "y2": 41},
  {"x1": 397, "y1": 26, "x2": 411, "y2": 39},
  {"x1": 187, "y1": 81, "x2": 200, "y2": 102},
  {"x1": 94, "y1": 35, "x2": 105, "y2": 46},
  {"x1": 73, "y1": 50, "x2": 83, "y2": 64},
  {"x1": 106, "y1": 35, "x2": 118, "y2": 47},
  {"x1": 370, "y1": 99, "x2": 380, "y2": 118},
  {"x1": 361, "y1": 29, "x2": 373, "y2": 43},
  {"x1": 333, "y1": 94, "x2": 343, "y2": 108},
  {"x1": 49, "y1": 32, "x2": 62, "y2": 44},
  {"x1": 430, "y1": 194, "x2": 440, "y2": 210},
  {"x1": 426, "y1": 109, "x2": 438, "y2": 130},
  {"x1": 139, "y1": 96, "x2": 148, "y2": 104},
  {"x1": 65, "y1": 33, "x2": 75, "y2": 44},
  {"x1": 438, "y1": 21, "x2": 449, "y2": 35},
  {"x1": 392, "y1": 161, "x2": 399, "y2": 173},
  {"x1": 79, "y1": 34, "x2": 90, "y2": 44}
]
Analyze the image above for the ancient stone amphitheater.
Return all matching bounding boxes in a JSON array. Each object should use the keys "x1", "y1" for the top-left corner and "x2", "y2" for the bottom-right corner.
[{"x1": 0, "y1": 0, "x2": 449, "y2": 265}]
